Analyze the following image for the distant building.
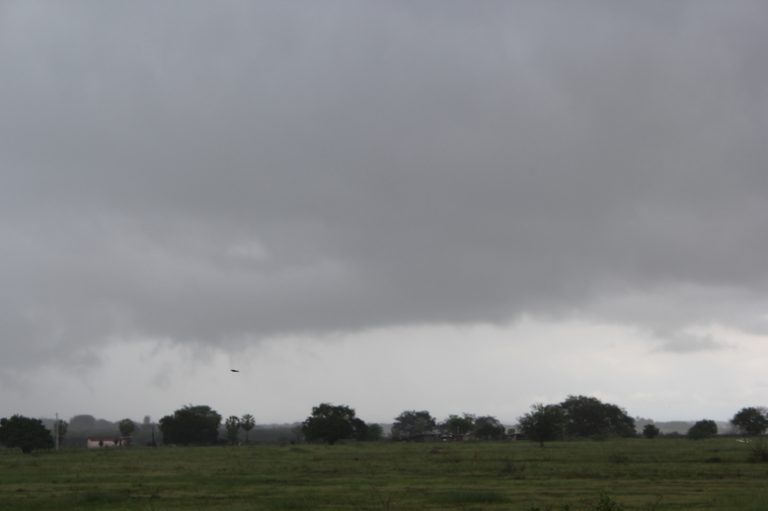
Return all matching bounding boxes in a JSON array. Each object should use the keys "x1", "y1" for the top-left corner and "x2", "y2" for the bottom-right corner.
[{"x1": 86, "y1": 437, "x2": 131, "y2": 448}]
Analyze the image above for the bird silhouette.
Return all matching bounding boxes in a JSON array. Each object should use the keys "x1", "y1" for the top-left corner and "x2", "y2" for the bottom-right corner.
[{"x1": 230, "y1": 369, "x2": 240, "y2": 373}]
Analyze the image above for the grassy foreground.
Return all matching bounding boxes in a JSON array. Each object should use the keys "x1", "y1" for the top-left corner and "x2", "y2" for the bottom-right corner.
[{"x1": 0, "y1": 438, "x2": 766, "y2": 510}]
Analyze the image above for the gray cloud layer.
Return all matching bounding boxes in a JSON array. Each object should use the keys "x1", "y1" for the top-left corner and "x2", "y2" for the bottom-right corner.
[{"x1": 2, "y1": 1, "x2": 767, "y2": 370}]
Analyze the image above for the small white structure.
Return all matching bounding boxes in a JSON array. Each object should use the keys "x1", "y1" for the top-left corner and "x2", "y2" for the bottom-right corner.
[{"x1": 87, "y1": 437, "x2": 128, "y2": 448}]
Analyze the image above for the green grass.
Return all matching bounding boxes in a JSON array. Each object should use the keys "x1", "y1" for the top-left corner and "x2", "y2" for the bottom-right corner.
[{"x1": 1, "y1": 438, "x2": 767, "y2": 510}]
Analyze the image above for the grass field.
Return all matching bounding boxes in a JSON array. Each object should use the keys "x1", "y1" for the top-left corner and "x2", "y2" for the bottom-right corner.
[{"x1": 1, "y1": 438, "x2": 766, "y2": 510}]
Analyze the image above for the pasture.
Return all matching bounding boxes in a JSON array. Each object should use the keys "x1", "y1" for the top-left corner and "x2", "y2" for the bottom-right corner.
[{"x1": 0, "y1": 438, "x2": 766, "y2": 510}]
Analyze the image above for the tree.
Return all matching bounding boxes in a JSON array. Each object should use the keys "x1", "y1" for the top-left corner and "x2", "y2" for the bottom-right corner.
[
  {"x1": 559, "y1": 395, "x2": 636, "y2": 438},
  {"x1": 473, "y1": 415, "x2": 506, "y2": 440},
  {"x1": 302, "y1": 403, "x2": 366, "y2": 445},
  {"x1": 642, "y1": 424, "x2": 660, "y2": 439},
  {"x1": 731, "y1": 407, "x2": 768, "y2": 436},
  {"x1": 518, "y1": 404, "x2": 566, "y2": 447},
  {"x1": 240, "y1": 414, "x2": 255, "y2": 443},
  {"x1": 118, "y1": 419, "x2": 136, "y2": 438},
  {"x1": 0, "y1": 415, "x2": 54, "y2": 453},
  {"x1": 225, "y1": 416, "x2": 241, "y2": 445},
  {"x1": 159, "y1": 405, "x2": 222, "y2": 445},
  {"x1": 687, "y1": 419, "x2": 718, "y2": 440},
  {"x1": 391, "y1": 410, "x2": 436, "y2": 441},
  {"x1": 440, "y1": 414, "x2": 475, "y2": 437},
  {"x1": 69, "y1": 414, "x2": 96, "y2": 431},
  {"x1": 363, "y1": 423, "x2": 384, "y2": 441},
  {"x1": 351, "y1": 417, "x2": 369, "y2": 441}
]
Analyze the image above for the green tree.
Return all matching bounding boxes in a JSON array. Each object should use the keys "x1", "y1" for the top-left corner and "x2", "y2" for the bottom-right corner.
[
  {"x1": 362, "y1": 423, "x2": 384, "y2": 441},
  {"x1": 440, "y1": 414, "x2": 475, "y2": 437},
  {"x1": 642, "y1": 423, "x2": 660, "y2": 439},
  {"x1": 0, "y1": 415, "x2": 54, "y2": 453},
  {"x1": 559, "y1": 395, "x2": 636, "y2": 438},
  {"x1": 731, "y1": 407, "x2": 768, "y2": 436},
  {"x1": 240, "y1": 414, "x2": 255, "y2": 443},
  {"x1": 351, "y1": 417, "x2": 370, "y2": 441},
  {"x1": 687, "y1": 419, "x2": 718, "y2": 439},
  {"x1": 118, "y1": 419, "x2": 136, "y2": 438},
  {"x1": 159, "y1": 405, "x2": 222, "y2": 445},
  {"x1": 302, "y1": 403, "x2": 366, "y2": 445},
  {"x1": 473, "y1": 415, "x2": 506, "y2": 440},
  {"x1": 225, "y1": 416, "x2": 241, "y2": 445},
  {"x1": 391, "y1": 410, "x2": 436, "y2": 441},
  {"x1": 518, "y1": 404, "x2": 566, "y2": 447}
]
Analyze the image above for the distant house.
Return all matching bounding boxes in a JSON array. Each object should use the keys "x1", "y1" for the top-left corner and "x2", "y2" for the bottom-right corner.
[{"x1": 86, "y1": 437, "x2": 131, "y2": 448}]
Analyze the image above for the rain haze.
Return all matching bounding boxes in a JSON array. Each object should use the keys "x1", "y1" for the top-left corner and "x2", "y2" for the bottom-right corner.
[{"x1": 1, "y1": 1, "x2": 767, "y2": 426}]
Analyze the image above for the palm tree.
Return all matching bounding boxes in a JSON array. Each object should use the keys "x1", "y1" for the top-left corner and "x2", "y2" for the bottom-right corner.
[{"x1": 240, "y1": 414, "x2": 255, "y2": 444}]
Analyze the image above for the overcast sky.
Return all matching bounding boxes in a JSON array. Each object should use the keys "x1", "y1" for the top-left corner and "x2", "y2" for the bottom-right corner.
[{"x1": 1, "y1": 1, "x2": 767, "y2": 426}]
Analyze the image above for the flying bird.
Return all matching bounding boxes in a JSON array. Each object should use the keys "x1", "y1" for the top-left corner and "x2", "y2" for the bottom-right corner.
[{"x1": 230, "y1": 369, "x2": 240, "y2": 373}]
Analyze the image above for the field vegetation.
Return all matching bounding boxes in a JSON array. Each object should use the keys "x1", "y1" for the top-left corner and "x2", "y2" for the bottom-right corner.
[{"x1": 1, "y1": 437, "x2": 766, "y2": 510}]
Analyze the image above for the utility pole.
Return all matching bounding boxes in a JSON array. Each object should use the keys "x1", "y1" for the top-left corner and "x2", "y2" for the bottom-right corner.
[{"x1": 54, "y1": 412, "x2": 59, "y2": 451}]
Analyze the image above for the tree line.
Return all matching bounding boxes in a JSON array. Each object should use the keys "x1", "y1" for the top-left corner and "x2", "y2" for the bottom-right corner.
[
  {"x1": 2, "y1": 398, "x2": 767, "y2": 453},
  {"x1": 516, "y1": 397, "x2": 767, "y2": 446}
]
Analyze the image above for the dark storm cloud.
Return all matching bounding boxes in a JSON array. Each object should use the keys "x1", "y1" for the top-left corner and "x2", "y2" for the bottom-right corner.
[{"x1": 1, "y1": 1, "x2": 767, "y2": 369}]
